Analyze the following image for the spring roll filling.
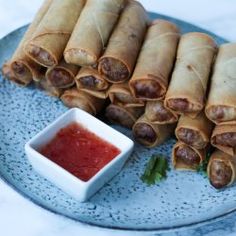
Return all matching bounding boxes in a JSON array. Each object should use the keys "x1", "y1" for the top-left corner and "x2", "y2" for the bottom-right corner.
[
  {"x1": 209, "y1": 160, "x2": 232, "y2": 189},
  {"x1": 48, "y1": 68, "x2": 74, "y2": 88},
  {"x1": 78, "y1": 75, "x2": 101, "y2": 89},
  {"x1": 208, "y1": 106, "x2": 236, "y2": 122},
  {"x1": 167, "y1": 98, "x2": 201, "y2": 113},
  {"x1": 133, "y1": 123, "x2": 157, "y2": 145},
  {"x1": 105, "y1": 105, "x2": 134, "y2": 128},
  {"x1": 99, "y1": 58, "x2": 129, "y2": 82},
  {"x1": 27, "y1": 44, "x2": 55, "y2": 67},
  {"x1": 11, "y1": 61, "x2": 31, "y2": 79},
  {"x1": 213, "y1": 132, "x2": 236, "y2": 148},
  {"x1": 131, "y1": 80, "x2": 163, "y2": 99},
  {"x1": 147, "y1": 102, "x2": 176, "y2": 122},
  {"x1": 177, "y1": 128, "x2": 205, "y2": 149},
  {"x1": 175, "y1": 145, "x2": 200, "y2": 168}
]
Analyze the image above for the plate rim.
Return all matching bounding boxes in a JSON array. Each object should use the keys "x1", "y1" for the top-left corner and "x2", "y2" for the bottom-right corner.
[{"x1": 0, "y1": 12, "x2": 233, "y2": 233}]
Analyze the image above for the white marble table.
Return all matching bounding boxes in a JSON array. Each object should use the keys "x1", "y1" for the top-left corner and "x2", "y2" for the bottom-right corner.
[{"x1": 1, "y1": 1, "x2": 236, "y2": 235}]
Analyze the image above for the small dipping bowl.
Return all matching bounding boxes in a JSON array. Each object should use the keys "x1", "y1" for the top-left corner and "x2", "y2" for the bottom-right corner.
[{"x1": 25, "y1": 108, "x2": 134, "y2": 202}]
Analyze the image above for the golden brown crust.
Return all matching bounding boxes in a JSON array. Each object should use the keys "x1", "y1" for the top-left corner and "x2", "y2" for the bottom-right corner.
[
  {"x1": 25, "y1": 0, "x2": 85, "y2": 67},
  {"x1": 205, "y1": 43, "x2": 236, "y2": 125},
  {"x1": 64, "y1": 0, "x2": 126, "y2": 66},
  {"x1": 165, "y1": 32, "x2": 217, "y2": 118},
  {"x1": 172, "y1": 141, "x2": 206, "y2": 171},
  {"x1": 211, "y1": 124, "x2": 236, "y2": 156},
  {"x1": 175, "y1": 112, "x2": 213, "y2": 149},
  {"x1": 129, "y1": 19, "x2": 180, "y2": 100},
  {"x1": 133, "y1": 115, "x2": 175, "y2": 148},
  {"x1": 98, "y1": 0, "x2": 148, "y2": 83},
  {"x1": 108, "y1": 82, "x2": 145, "y2": 107}
]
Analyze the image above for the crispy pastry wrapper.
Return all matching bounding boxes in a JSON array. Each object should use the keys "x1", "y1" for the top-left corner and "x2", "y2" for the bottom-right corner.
[
  {"x1": 205, "y1": 43, "x2": 236, "y2": 125},
  {"x1": 129, "y1": 19, "x2": 180, "y2": 100},
  {"x1": 145, "y1": 100, "x2": 179, "y2": 124},
  {"x1": 105, "y1": 103, "x2": 144, "y2": 129},
  {"x1": 75, "y1": 67, "x2": 109, "y2": 91},
  {"x1": 61, "y1": 88, "x2": 105, "y2": 115},
  {"x1": 36, "y1": 78, "x2": 63, "y2": 98},
  {"x1": 98, "y1": 0, "x2": 148, "y2": 83},
  {"x1": 8, "y1": 0, "x2": 52, "y2": 86},
  {"x1": 165, "y1": 32, "x2": 217, "y2": 118},
  {"x1": 132, "y1": 115, "x2": 175, "y2": 148},
  {"x1": 172, "y1": 141, "x2": 206, "y2": 171},
  {"x1": 108, "y1": 82, "x2": 145, "y2": 107},
  {"x1": 64, "y1": 0, "x2": 126, "y2": 66},
  {"x1": 211, "y1": 124, "x2": 236, "y2": 156},
  {"x1": 175, "y1": 112, "x2": 213, "y2": 149},
  {"x1": 25, "y1": 0, "x2": 85, "y2": 67},
  {"x1": 207, "y1": 150, "x2": 236, "y2": 188},
  {"x1": 46, "y1": 59, "x2": 79, "y2": 88}
]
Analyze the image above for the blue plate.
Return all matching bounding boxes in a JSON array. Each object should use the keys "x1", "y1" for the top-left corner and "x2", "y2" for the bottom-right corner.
[{"x1": 0, "y1": 12, "x2": 233, "y2": 233}]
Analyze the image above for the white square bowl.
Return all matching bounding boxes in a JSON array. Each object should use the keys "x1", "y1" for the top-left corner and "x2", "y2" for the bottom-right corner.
[{"x1": 25, "y1": 108, "x2": 134, "y2": 202}]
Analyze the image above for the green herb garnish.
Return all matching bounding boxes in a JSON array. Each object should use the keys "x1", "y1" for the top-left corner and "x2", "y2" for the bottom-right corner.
[
  {"x1": 141, "y1": 154, "x2": 169, "y2": 186},
  {"x1": 197, "y1": 151, "x2": 212, "y2": 175}
]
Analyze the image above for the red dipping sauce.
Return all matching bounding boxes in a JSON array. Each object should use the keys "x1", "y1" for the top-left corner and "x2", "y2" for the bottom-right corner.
[{"x1": 40, "y1": 122, "x2": 121, "y2": 181}]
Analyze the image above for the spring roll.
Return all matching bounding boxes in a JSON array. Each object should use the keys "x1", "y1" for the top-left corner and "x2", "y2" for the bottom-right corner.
[
  {"x1": 2, "y1": 63, "x2": 23, "y2": 85},
  {"x1": 145, "y1": 100, "x2": 179, "y2": 124},
  {"x1": 7, "y1": 0, "x2": 52, "y2": 86},
  {"x1": 175, "y1": 112, "x2": 213, "y2": 149},
  {"x1": 98, "y1": 0, "x2": 148, "y2": 83},
  {"x1": 105, "y1": 103, "x2": 144, "y2": 129},
  {"x1": 172, "y1": 141, "x2": 206, "y2": 171},
  {"x1": 132, "y1": 115, "x2": 175, "y2": 148},
  {"x1": 61, "y1": 88, "x2": 104, "y2": 115},
  {"x1": 205, "y1": 43, "x2": 236, "y2": 125},
  {"x1": 207, "y1": 150, "x2": 236, "y2": 189},
  {"x1": 36, "y1": 77, "x2": 63, "y2": 98},
  {"x1": 129, "y1": 19, "x2": 180, "y2": 100},
  {"x1": 46, "y1": 59, "x2": 79, "y2": 88},
  {"x1": 164, "y1": 32, "x2": 217, "y2": 118},
  {"x1": 25, "y1": 0, "x2": 85, "y2": 67},
  {"x1": 75, "y1": 67, "x2": 109, "y2": 91},
  {"x1": 108, "y1": 83, "x2": 145, "y2": 107},
  {"x1": 211, "y1": 124, "x2": 236, "y2": 156},
  {"x1": 64, "y1": 0, "x2": 126, "y2": 66}
]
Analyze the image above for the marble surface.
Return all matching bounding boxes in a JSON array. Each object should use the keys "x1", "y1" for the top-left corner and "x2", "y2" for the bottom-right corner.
[{"x1": 0, "y1": 0, "x2": 236, "y2": 236}]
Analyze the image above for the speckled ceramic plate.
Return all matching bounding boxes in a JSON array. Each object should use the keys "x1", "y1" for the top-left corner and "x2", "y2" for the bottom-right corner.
[{"x1": 0, "y1": 12, "x2": 232, "y2": 233}]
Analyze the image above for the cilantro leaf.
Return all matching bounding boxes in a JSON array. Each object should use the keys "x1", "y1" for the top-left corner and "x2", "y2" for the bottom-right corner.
[
  {"x1": 141, "y1": 154, "x2": 169, "y2": 186},
  {"x1": 197, "y1": 150, "x2": 212, "y2": 175}
]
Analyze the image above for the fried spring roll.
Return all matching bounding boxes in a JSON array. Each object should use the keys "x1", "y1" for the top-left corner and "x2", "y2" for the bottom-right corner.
[
  {"x1": 46, "y1": 59, "x2": 79, "y2": 88},
  {"x1": 108, "y1": 83, "x2": 145, "y2": 107},
  {"x1": 145, "y1": 100, "x2": 178, "y2": 124},
  {"x1": 172, "y1": 141, "x2": 206, "y2": 170},
  {"x1": 211, "y1": 125, "x2": 236, "y2": 156},
  {"x1": 25, "y1": 0, "x2": 85, "y2": 67},
  {"x1": 36, "y1": 77, "x2": 64, "y2": 98},
  {"x1": 98, "y1": 0, "x2": 148, "y2": 83},
  {"x1": 164, "y1": 32, "x2": 217, "y2": 118},
  {"x1": 129, "y1": 19, "x2": 180, "y2": 100},
  {"x1": 205, "y1": 43, "x2": 236, "y2": 125},
  {"x1": 64, "y1": 0, "x2": 125, "y2": 66},
  {"x1": 75, "y1": 67, "x2": 109, "y2": 91},
  {"x1": 61, "y1": 88, "x2": 104, "y2": 115},
  {"x1": 175, "y1": 112, "x2": 213, "y2": 149},
  {"x1": 2, "y1": 63, "x2": 23, "y2": 85},
  {"x1": 8, "y1": 0, "x2": 52, "y2": 86},
  {"x1": 132, "y1": 115, "x2": 175, "y2": 148},
  {"x1": 207, "y1": 150, "x2": 236, "y2": 189},
  {"x1": 105, "y1": 103, "x2": 144, "y2": 129}
]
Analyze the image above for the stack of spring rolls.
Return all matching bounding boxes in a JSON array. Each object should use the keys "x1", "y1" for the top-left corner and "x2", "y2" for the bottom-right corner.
[
  {"x1": 2, "y1": 0, "x2": 236, "y2": 190},
  {"x1": 206, "y1": 43, "x2": 236, "y2": 189}
]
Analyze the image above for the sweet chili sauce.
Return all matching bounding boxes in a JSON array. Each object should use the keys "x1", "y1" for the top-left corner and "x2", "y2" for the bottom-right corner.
[{"x1": 40, "y1": 122, "x2": 121, "y2": 181}]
